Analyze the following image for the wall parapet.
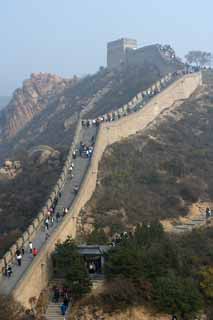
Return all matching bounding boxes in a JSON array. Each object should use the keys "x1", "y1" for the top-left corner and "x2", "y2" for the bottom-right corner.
[
  {"x1": 0, "y1": 116, "x2": 83, "y2": 279},
  {"x1": 82, "y1": 71, "x2": 194, "y2": 126}
]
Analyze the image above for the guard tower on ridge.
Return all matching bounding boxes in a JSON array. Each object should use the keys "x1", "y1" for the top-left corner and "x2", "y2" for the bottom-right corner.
[{"x1": 107, "y1": 38, "x2": 137, "y2": 69}]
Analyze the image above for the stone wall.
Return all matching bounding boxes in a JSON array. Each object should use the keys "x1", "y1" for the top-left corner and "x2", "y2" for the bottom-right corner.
[
  {"x1": 126, "y1": 45, "x2": 178, "y2": 73},
  {"x1": 9, "y1": 72, "x2": 202, "y2": 307},
  {"x1": 0, "y1": 71, "x2": 177, "y2": 282},
  {"x1": 0, "y1": 117, "x2": 82, "y2": 279}
]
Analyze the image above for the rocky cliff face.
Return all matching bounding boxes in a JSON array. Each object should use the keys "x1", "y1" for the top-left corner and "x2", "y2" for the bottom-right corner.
[{"x1": 0, "y1": 73, "x2": 74, "y2": 140}]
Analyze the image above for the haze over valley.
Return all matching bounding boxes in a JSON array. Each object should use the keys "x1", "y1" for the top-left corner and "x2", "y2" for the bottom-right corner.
[{"x1": 0, "y1": 97, "x2": 10, "y2": 110}]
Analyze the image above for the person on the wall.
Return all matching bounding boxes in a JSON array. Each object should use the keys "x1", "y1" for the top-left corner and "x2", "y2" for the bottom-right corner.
[
  {"x1": 56, "y1": 211, "x2": 60, "y2": 223},
  {"x1": 29, "y1": 241, "x2": 33, "y2": 254},
  {"x1": 60, "y1": 303, "x2": 67, "y2": 316},
  {"x1": 73, "y1": 185, "x2": 79, "y2": 195},
  {"x1": 5, "y1": 264, "x2": 12, "y2": 278},
  {"x1": 16, "y1": 249, "x2": 22, "y2": 266},
  {"x1": 32, "y1": 248, "x2": 38, "y2": 257}
]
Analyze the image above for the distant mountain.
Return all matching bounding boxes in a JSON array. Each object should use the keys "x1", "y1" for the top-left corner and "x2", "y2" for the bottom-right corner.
[
  {"x1": 0, "y1": 73, "x2": 76, "y2": 139},
  {"x1": 0, "y1": 96, "x2": 10, "y2": 110}
]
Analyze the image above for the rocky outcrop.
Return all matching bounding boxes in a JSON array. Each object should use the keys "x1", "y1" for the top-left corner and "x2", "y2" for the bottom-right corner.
[
  {"x1": 0, "y1": 73, "x2": 75, "y2": 140},
  {"x1": 28, "y1": 144, "x2": 61, "y2": 167},
  {"x1": 0, "y1": 159, "x2": 22, "y2": 180}
]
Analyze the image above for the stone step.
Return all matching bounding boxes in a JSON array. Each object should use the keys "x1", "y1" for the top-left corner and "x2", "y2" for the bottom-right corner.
[
  {"x1": 173, "y1": 229, "x2": 187, "y2": 233},
  {"x1": 46, "y1": 300, "x2": 71, "y2": 320},
  {"x1": 191, "y1": 219, "x2": 206, "y2": 222},
  {"x1": 174, "y1": 225, "x2": 192, "y2": 229},
  {"x1": 92, "y1": 279, "x2": 105, "y2": 290},
  {"x1": 185, "y1": 223, "x2": 198, "y2": 227},
  {"x1": 47, "y1": 307, "x2": 62, "y2": 311},
  {"x1": 185, "y1": 220, "x2": 204, "y2": 225},
  {"x1": 45, "y1": 315, "x2": 64, "y2": 320},
  {"x1": 46, "y1": 316, "x2": 63, "y2": 318},
  {"x1": 46, "y1": 303, "x2": 65, "y2": 320}
]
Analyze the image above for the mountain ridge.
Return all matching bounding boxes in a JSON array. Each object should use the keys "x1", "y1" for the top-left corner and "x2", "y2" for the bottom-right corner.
[{"x1": 0, "y1": 73, "x2": 76, "y2": 140}]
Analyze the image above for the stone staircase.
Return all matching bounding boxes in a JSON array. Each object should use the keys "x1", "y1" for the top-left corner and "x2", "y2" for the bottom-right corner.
[
  {"x1": 46, "y1": 302, "x2": 65, "y2": 320},
  {"x1": 172, "y1": 213, "x2": 207, "y2": 233},
  {"x1": 92, "y1": 278, "x2": 105, "y2": 291},
  {"x1": 45, "y1": 276, "x2": 104, "y2": 319},
  {"x1": 91, "y1": 274, "x2": 105, "y2": 291},
  {"x1": 45, "y1": 279, "x2": 68, "y2": 320}
]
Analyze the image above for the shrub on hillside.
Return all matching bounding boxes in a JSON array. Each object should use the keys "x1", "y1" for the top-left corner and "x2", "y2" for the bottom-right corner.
[
  {"x1": 85, "y1": 85, "x2": 213, "y2": 235},
  {"x1": 99, "y1": 278, "x2": 140, "y2": 312},
  {"x1": 52, "y1": 237, "x2": 92, "y2": 299},
  {"x1": 0, "y1": 295, "x2": 24, "y2": 320},
  {"x1": 152, "y1": 272, "x2": 203, "y2": 318},
  {"x1": 179, "y1": 176, "x2": 204, "y2": 202},
  {"x1": 104, "y1": 223, "x2": 205, "y2": 317},
  {"x1": 0, "y1": 295, "x2": 44, "y2": 320},
  {"x1": 86, "y1": 228, "x2": 108, "y2": 245},
  {"x1": 199, "y1": 266, "x2": 213, "y2": 300}
]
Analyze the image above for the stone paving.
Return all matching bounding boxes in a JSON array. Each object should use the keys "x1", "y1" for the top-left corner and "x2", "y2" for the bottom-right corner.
[
  {"x1": 0, "y1": 125, "x2": 97, "y2": 295},
  {"x1": 46, "y1": 301, "x2": 66, "y2": 320}
]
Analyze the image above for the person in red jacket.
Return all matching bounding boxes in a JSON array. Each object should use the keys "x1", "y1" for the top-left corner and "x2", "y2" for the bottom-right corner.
[{"x1": 32, "y1": 248, "x2": 38, "y2": 257}]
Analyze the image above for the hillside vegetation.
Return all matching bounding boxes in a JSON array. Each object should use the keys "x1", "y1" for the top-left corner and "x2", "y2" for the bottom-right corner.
[
  {"x1": 79, "y1": 71, "x2": 213, "y2": 238},
  {"x1": 71, "y1": 224, "x2": 213, "y2": 319},
  {"x1": 0, "y1": 150, "x2": 63, "y2": 257}
]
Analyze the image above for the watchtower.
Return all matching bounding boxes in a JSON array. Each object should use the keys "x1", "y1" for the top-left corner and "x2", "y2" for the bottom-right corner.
[{"x1": 107, "y1": 38, "x2": 137, "y2": 69}]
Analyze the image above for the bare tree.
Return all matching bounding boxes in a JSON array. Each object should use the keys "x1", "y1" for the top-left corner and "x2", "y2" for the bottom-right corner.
[
  {"x1": 185, "y1": 51, "x2": 212, "y2": 68},
  {"x1": 0, "y1": 295, "x2": 44, "y2": 320},
  {"x1": 0, "y1": 294, "x2": 24, "y2": 320}
]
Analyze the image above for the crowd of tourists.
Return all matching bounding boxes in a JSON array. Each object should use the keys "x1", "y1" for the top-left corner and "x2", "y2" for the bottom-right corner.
[
  {"x1": 3, "y1": 138, "x2": 93, "y2": 280},
  {"x1": 5, "y1": 241, "x2": 39, "y2": 278},
  {"x1": 82, "y1": 69, "x2": 193, "y2": 129},
  {"x1": 52, "y1": 285, "x2": 72, "y2": 316},
  {"x1": 157, "y1": 44, "x2": 176, "y2": 60},
  {"x1": 44, "y1": 208, "x2": 64, "y2": 240},
  {"x1": 110, "y1": 231, "x2": 130, "y2": 247},
  {"x1": 5, "y1": 202, "x2": 74, "y2": 277},
  {"x1": 79, "y1": 141, "x2": 94, "y2": 159}
]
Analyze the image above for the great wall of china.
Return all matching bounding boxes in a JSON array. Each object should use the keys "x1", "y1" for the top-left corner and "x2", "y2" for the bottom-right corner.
[{"x1": 0, "y1": 71, "x2": 202, "y2": 307}]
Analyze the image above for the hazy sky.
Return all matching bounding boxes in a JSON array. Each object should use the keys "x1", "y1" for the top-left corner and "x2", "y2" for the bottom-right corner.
[{"x1": 0, "y1": 0, "x2": 212, "y2": 95}]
